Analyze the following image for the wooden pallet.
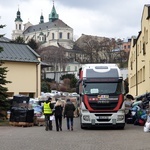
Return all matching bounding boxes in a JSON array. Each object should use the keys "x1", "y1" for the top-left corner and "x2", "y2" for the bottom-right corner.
[
  {"x1": 9, "y1": 122, "x2": 34, "y2": 127},
  {"x1": 38, "y1": 121, "x2": 45, "y2": 126}
]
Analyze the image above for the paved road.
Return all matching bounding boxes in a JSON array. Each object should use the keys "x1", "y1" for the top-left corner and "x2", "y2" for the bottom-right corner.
[{"x1": 0, "y1": 118, "x2": 150, "y2": 150}]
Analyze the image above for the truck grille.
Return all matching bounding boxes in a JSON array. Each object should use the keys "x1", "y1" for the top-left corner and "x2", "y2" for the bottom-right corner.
[{"x1": 89, "y1": 101, "x2": 118, "y2": 110}]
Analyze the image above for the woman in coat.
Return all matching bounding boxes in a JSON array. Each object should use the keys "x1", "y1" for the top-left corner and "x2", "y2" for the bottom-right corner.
[
  {"x1": 64, "y1": 99, "x2": 75, "y2": 131},
  {"x1": 54, "y1": 99, "x2": 63, "y2": 131}
]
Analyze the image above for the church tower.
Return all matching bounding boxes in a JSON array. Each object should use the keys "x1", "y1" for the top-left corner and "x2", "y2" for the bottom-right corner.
[
  {"x1": 39, "y1": 11, "x2": 44, "y2": 24},
  {"x1": 12, "y1": 8, "x2": 23, "y2": 40},
  {"x1": 49, "y1": 1, "x2": 59, "y2": 22}
]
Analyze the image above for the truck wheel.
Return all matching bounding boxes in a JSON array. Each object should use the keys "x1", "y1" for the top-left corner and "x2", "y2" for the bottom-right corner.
[
  {"x1": 80, "y1": 115, "x2": 85, "y2": 129},
  {"x1": 81, "y1": 123, "x2": 85, "y2": 129},
  {"x1": 118, "y1": 125, "x2": 125, "y2": 130}
]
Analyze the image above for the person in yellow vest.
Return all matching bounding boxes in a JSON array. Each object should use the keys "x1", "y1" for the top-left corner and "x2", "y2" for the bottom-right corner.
[{"x1": 43, "y1": 97, "x2": 54, "y2": 131}]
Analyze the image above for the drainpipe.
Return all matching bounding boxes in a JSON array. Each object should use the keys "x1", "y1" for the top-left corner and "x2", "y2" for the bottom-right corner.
[
  {"x1": 36, "y1": 62, "x2": 40, "y2": 98},
  {"x1": 136, "y1": 41, "x2": 138, "y2": 96}
]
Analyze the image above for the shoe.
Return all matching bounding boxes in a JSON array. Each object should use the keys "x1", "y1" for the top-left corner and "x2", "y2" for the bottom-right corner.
[
  {"x1": 71, "y1": 126, "x2": 73, "y2": 131},
  {"x1": 45, "y1": 127, "x2": 48, "y2": 131},
  {"x1": 60, "y1": 128, "x2": 62, "y2": 131}
]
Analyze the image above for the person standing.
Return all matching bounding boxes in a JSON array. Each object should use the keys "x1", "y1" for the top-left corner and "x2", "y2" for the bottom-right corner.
[
  {"x1": 43, "y1": 97, "x2": 54, "y2": 131},
  {"x1": 125, "y1": 94, "x2": 134, "y2": 123},
  {"x1": 54, "y1": 99, "x2": 63, "y2": 131},
  {"x1": 64, "y1": 99, "x2": 75, "y2": 131}
]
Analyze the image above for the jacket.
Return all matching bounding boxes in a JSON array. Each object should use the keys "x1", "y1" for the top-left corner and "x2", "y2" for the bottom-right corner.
[
  {"x1": 54, "y1": 105, "x2": 63, "y2": 117},
  {"x1": 43, "y1": 102, "x2": 52, "y2": 115},
  {"x1": 64, "y1": 101, "x2": 75, "y2": 118}
]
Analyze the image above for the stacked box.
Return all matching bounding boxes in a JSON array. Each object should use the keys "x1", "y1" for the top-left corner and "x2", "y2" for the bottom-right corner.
[
  {"x1": 9, "y1": 95, "x2": 34, "y2": 124},
  {"x1": 10, "y1": 107, "x2": 34, "y2": 123}
]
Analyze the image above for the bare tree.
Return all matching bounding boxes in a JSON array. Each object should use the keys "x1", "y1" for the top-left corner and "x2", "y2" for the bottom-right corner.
[
  {"x1": 75, "y1": 35, "x2": 118, "y2": 63},
  {"x1": 75, "y1": 35, "x2": 128, "y2": 64},
  {"x1": 38, "y1": 46, "x2": 67, "y2": 80}
]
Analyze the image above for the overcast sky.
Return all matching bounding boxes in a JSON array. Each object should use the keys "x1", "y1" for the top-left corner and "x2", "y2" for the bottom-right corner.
[{"x1": 0, "y1": 0, "x2": 150, "y2": 40}]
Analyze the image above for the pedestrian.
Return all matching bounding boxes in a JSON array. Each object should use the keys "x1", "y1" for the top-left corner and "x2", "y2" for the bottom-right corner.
[
  {"x1": 43, "y1": 97, "x2": 54, "y2": 131},
  {"x1": 125, "y1": 94, "x2": 134, "y2": 122},
  {"x1": 54, "y1": 99, "x2": 63, "y2": 131},
  {"x1": 64, "y1": 99, "x2": 75, "y2": 131}
]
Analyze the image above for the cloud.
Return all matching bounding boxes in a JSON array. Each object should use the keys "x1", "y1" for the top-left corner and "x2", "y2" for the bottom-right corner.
[{"x1": 0, "y1": 0, "x2": 150, "y2": 40}]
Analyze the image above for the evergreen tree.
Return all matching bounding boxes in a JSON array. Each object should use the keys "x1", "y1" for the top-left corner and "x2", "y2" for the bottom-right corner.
[
  {"x1": 60, "y1": 74, "x2": 77, "y2": 88},
  {"x1": 27, "y1": 38, "x2": 39, "y2": 50},
  {"x1": 0, "y1": 25, "x2": 11, "y2": 118},
  {"x1": 11, "y1": 36, "x2": 25, "y2": 44}
]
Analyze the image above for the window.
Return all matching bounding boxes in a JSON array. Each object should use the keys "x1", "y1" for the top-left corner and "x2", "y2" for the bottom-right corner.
[
  {"x1": 46, "y1": 67, "x2": 49, "y2": 71},
  {"x1": 51, "y1": 67, "x2": 54, "y2": 71},
  {"x1": 67, "y1": 33, "x2": 70, "y2": 39},
  {"x1": 19, "y1": 24, "x2": 21, "y2": 30},
  {"x1": 52, "y1": 33, "x2": 54, "y2": 39},
  {"x1": 56, "y1": 65, "x2": 58, "y2": 71},
  {"x1": 131, "y1": 61, "x2": 133, "y2": 70},
  {"x1": 75, "y1": 66, "x2": 77, "y2": 71},
  {"x1": 143, "y1": 43, "x2": 146, "y2": 55},
  {"x1": 84, "y1": 82, "x2": 122, "y2": 95},
  {"x1": 52, "y1": 12, "x2": 55, "y2": 17},
  {"x1": 67, "y1": 66, "x2": 70, "y2": 71},
  {"x1": 47, "y1": 32, "x2": 49, "y2": 37},
  {"x1": 143, "y1": 66, "x2": 145, "y2": 81},
  {"x1": 29, "y1": 93, "x2": 35, "y2": 98},
  {"x1": 59, "y1": 32, "x2": 62, "y2": 39}
]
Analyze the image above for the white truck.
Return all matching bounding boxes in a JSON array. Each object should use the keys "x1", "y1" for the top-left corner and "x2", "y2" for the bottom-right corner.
[{"x1": 76, "y1": 64, "x2": 126, "y2": 129}]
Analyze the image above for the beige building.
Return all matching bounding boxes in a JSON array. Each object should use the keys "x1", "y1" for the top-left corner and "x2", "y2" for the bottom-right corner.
[
  {"x1": 128, "y1": 4, "x2": 150, "y2": 97},
  {"x1": 0, "y1": 41, "x2": 41, "y2": 98}
]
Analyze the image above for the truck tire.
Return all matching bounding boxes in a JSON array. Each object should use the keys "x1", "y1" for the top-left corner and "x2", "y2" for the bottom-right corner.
[
  {"x1": 81, "y1": 123, "x2": 86, "y2": 129},
  {"x1": 118, "y1": 124, "x2": 125, "y2": 130},
  {"x1": 80, "y1": 115, "x2": 85, "y2": 129}
]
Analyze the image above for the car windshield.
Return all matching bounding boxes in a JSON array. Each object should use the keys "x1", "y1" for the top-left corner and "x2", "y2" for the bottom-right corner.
[{"x1": 83, "y1": 82, "x2": 122, "y2": 95}]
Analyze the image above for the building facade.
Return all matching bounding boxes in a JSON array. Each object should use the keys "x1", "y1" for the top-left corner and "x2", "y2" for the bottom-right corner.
[
  {"x1": 0, "y1": 41, "x2": 41, "y2": 98},
  {"x1": 128, "y1": 5, "x2": 150, "y2": 97},
  {"x1": 45, "y1": 60, "x2": 82, "y2": 82}
]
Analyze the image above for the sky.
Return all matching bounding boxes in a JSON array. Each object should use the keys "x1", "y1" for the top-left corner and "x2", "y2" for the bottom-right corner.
[{"x1": 0, "y1": 0, "x2": 150, "y2": 41}]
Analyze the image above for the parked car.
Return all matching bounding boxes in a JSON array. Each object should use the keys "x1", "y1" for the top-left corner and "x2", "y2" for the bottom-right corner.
[{"x1": 70, "y1": 92, "x2": 80, "y2": 97}]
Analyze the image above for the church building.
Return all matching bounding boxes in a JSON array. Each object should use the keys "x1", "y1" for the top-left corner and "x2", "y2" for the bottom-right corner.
[{"x1": 12, "y1": 2, "x2": 74, "y2": 49}]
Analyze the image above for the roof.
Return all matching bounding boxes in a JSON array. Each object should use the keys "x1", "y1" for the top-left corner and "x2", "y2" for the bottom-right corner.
[
  {"x1": 41, "y1": 61, "x2": 53, "y2": 68},
  {"x1": 23, "y1": 19, "x2": 72, "y2": 34},
  {"x1": 0, "y1": 37, "x2": 11, "y2": 42},
  {"x1": 0, "y1": 41, "x2": 40, "y2": 63},
  {"x1": 49, "y1": 4, "x2": 59, "y2": 22}
]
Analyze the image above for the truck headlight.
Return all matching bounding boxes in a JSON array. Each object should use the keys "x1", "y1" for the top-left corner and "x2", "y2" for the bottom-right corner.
[
  {"x1": 83, "y1": 115, "x2": 90, "y2": 121},
  {"x1": 117, "y1": 115, "x2": 124, "y2": 121}
]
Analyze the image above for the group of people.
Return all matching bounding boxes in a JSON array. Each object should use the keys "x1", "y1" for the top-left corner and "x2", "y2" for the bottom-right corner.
[{"x1": 43, "y1": 97, "x2": 76, "y2": 131}]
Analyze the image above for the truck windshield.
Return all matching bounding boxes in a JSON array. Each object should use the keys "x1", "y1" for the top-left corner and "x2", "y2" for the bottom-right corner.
[{"x1": 83, "y1": 82, "x2": 122, "y2": 95}]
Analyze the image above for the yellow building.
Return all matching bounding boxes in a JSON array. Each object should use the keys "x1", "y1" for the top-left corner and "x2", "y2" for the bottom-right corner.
[
  {"x1": 0, "y1": 41, "x2": 41, "y2": 98},
  {"x1": 128, "y1": 5, "x2": 150, "y2": 97}
]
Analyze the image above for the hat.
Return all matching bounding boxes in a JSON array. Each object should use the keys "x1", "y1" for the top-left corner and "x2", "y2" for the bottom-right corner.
[
  {"x1": 126, "y1": 94, "x2": 134, "y2": 100},
  {"x1": 66, "y1": 99, "x2": 70, "y2": 102}
]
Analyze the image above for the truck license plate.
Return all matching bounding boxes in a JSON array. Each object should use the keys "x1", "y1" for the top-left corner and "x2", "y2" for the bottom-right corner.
[{"x1": 99, "y1": 116, "x2": 109, "y2": 119}]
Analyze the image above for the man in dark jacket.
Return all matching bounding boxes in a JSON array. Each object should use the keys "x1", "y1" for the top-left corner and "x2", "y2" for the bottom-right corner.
[
  {"x1": 43, "y1": 97, "x2": 54, "y2": 131},
  {"x1": 64, "y1": 99, "x2": 75, "y2": 131}
]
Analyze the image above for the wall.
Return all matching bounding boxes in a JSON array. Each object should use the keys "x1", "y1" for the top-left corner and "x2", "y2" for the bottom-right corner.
[{"x1": 3, "y1": 61, "x2": 41, "y2": 98}]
